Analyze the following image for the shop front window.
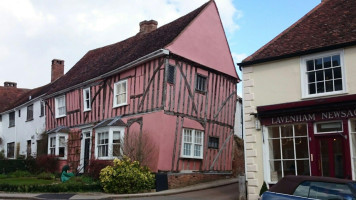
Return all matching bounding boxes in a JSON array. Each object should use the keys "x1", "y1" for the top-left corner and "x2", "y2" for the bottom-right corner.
[
  {"x1": 267, "y1": 124, "x2": 310, "y2": 183},
  {"x1": 350, "y1": 119, "x2": 356, "y2": 179}
]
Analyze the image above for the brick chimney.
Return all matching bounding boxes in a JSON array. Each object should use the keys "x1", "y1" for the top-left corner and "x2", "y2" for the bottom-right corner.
[
  {"x1": 138, "y1": 20, "x2": 158, "y2": 35},
  {"x1": 51, "y1": 59, "x2": 64, "y2": 82},
  {"x1": 4, "y1": 81, "x2": 17, "y2": 88}
]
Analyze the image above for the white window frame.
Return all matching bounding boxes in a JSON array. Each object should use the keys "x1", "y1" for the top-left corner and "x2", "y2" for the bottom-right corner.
[
  {"x1": 55, "y1": 95, "x2": 66, "y2": 118},
  {"x1": 300, "y1": 49, "x2": 347, "y2": 99},
  {"x1": 47, "y1": 132, "x2": 68, "y2": 159},
  {"x1": 349, "y1": 119, "x2": 356, "y2": 180},
  {"x1": 263, "y1": 124, "x2": 311, "y2": 184},
  {"x1": 181, "y1": 128, "x2": 204, "y2": 159},
  {"x1": 83, "y1": 87, "x2": 91, "y2": 112},
  {"x1": 113, "y1": 80, "x2": 128, "y2": 108},
  {"x1": 94, "y1": 126, "x2": 125, "y2": 160}
]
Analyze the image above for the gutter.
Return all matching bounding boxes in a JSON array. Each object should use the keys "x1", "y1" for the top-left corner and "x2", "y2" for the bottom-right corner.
[
  {"x1": 44, "y1": 49, "x2": 170, "y2": 99},
  {"x1": 0, "y1": 94, "x2": 46, "y2": 115}
]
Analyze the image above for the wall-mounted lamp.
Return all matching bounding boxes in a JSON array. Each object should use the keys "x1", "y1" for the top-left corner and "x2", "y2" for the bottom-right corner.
[{"x1": 255, "y1": 118, "x2": 261, "y2": 130}]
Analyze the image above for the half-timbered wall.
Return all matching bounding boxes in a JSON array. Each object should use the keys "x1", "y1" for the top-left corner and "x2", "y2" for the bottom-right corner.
[{"x1": 45, "y1": 56, "x2": 237, "y2": 172}]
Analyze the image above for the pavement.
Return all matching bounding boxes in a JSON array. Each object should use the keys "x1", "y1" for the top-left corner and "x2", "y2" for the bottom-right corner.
[{"x1": 0, "y1": 178, "x2": 238, "y2": 200}]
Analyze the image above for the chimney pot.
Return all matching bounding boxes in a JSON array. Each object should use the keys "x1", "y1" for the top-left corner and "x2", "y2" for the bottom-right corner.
[
  {"x1": 138, "y1": 20, "x2": 158, "y2": 35},
  {"x1": 51, "y1": 59, "x2": 64, "y2": 82},
  {"x1": 4, "y1": 81, "x2": 17, "y2": 88}
]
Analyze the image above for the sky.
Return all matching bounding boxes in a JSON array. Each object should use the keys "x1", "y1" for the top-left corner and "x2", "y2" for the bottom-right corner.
[{"x1": 0, "y1": 0, "x2": 321, "y2": 96}]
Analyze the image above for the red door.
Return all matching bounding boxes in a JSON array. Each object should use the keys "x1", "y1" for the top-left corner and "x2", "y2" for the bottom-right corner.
[{"x1": 316, "y1": 136, "x2": 346, "y2": 178}]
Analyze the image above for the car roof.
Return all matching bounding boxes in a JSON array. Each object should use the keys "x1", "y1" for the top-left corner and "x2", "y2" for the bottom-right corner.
[{"x1": 269, "y1": 175, "x2": 355, "y2": 195}]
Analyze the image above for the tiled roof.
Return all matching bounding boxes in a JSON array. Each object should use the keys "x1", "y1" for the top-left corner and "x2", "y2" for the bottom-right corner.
[
  {"x1": 0, "y1": 86, "x2": 29, "y2": 113},
  {"x1": 93, "y1": 116, "x2": 126, "y2": 129},
  {"x1": 47, "y1": 1, "x2": 210, "y2": 95},
  {"x1": 241, "y1": 0, "x2": 356, "y2": 66}
]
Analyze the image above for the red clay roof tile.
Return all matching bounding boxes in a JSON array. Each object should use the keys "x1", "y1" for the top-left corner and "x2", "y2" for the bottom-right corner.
[{"x1": 240, "y1": 0, "x2": 356, "y2": 66}]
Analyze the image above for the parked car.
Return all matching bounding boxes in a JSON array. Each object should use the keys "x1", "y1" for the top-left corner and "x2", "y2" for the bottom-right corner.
[{"x1": 261, "y1": 175, "x2": 356, "y2": 200}]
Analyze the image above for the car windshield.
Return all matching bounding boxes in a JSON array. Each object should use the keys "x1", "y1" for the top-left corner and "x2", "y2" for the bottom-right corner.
[{"x1": 349, "y1": 182, "x2": 356, "y2": 191}]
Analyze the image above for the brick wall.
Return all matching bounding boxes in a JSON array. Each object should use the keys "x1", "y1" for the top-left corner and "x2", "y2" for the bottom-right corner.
[{"x1": 168, "y1": 173, "x2": 233, "y2": 189}]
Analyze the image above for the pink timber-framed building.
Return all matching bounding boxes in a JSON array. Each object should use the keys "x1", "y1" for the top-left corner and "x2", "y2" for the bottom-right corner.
[{"x1": 44, "y1": 1, "x2": 239, "y2": 176}]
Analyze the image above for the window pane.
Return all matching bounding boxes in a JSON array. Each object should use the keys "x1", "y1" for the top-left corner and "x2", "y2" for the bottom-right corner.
[
  {"x1": 323, "y1": 56, "x2": 331, "y2": 68},
  {"x1": 307, "y1": 72, "x2": 315, "y2": 83},
  {"x1": 324, "y1": 69, "x2": 332, "y2": 80},
  {"x1": 59, "y1": 147, "x2": 65, "y2": 157},
  {"x1": 183, "y1": 143, "x2": 191, "y2": 156},
  {"x1": 308, "y1": 83, "x2": 316, "y2": 94},
  {"x1": 333, "y1": 67, "x2": 342, "y2": 79},
  {"x1": 334, "y1": 79, "x2": 342, "y2": 91},
  {"x1": 269, "y1": 139, "x2": 281, "y2": 159},
  {"x1": 309, "y1": 182, "x2": 349, "y2": 200},
  {"x1": 167, "y1": 65, "x2": 175, "y2": 84},
  {"x1": 195, "y1": 131, "x2": 202, "y2": 144},
  {"x1": 316, "y1": 70, "x2": 324, "y2": 81},
  {"x1": 325, "y1": 80, "x2": 333, "y2": 92},
  {"x1": 296, "y1": 160, "x2": 310, "y2": 176},
  {"x1": 295, "y1": 137, "x2": 309, "y2": 159},
  {"x1": 268, "y1": 127, "x2": 280, "y2": 138},
  {"x1": 281, "y1": 138, "x2": 294, "y2": 159},
  {"x1": 315, "y1": 58, "x2": 322, "y2": 69},
  {"x1": 270, "y1": 161, "x2": 282, "y2": 182},
  {"x1": 306, "y1": 60, "x2": 314, "y2": 71},
  {"x1": 184, "y1": 130, "x2": 192, "y2": 143},
  {"x1": 113, "y1": 131, "x2": 120, "y2": 144},
  {"x1": 194, "y1": 144, "x2": 201, "y2": 157},
  {"x1": 316, "y1": 122, "x2": 342, "y2": 133},
  {"x1": 113, "y1": 144, "x2": 121, "y2": 157},
  {"x1": 293, "y1": 182, "x2": 310, "y2": 197},
  {"x1": 332, "y1": 55, "x2": 340, "y2": 67},
  {"x1": 294, "y1": 124, "x2": 307, "y2": 136},
  {"x1": 283, "y1": 160, "x2": 296, "y2": 176},
  {"x1": 281, "y1": 125, "x2": 293, "y2": 137},
  {"x1": 317, "y1": 82, "x2": 324, "y2": 93}
]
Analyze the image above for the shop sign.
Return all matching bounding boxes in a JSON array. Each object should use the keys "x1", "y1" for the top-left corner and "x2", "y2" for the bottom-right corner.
[{"x1": 268, "y1": 108, "x2": 356, "y2": 125}]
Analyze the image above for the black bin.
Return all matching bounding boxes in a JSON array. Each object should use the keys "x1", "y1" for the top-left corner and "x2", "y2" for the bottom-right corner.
[{"x1": 155, "y1": 173, "x2": 168, "y2": 192}]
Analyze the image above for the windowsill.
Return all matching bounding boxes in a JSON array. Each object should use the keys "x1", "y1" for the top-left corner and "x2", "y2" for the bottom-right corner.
[
  {"x1": 56, "y1": 115, "x2": 66, "y2": 119},
  {"x1": 301, "y1": 91, "x2": 347, "y2": 100},
  {"x1": 96, "y1": 157, "x2": 117, "y2": 160},
  {"x1": 180, "y1": 156, "x2": 203, "y2": 160},
  {"x1": 195, "y1": 89, "x2": 207, "y2": 95},
  {"x1": 83, "y1": 109, "x2": 91, "y2": 112},
  {"x1": 208, "y1": 147, "x2": 219, "y2": 150},
  {"x1": 39, "y1": 115, "x2": 44, "y2": 118},
  {"x1": 26, "y1": 119, "x2": 34, "y2": 122},
  {"x1": 113, "y1": 103, "x2": 128, "y2": 109},
  {"x1": 58, "y1": 157, "x2": 67, "y2": 160},
  {"x1": 8, "y1": 125, "x2": 15, "y2": 128}
]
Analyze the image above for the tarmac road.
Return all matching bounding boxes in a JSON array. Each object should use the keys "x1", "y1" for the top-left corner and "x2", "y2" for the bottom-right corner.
[{"x1": 114, "y1": 183, "x2": 239, "y2": 200}]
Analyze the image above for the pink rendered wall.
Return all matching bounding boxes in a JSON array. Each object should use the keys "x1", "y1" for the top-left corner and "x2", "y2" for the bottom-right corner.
[{"x1": 166, "y1": 1, "x2": 238, "y2": 79}]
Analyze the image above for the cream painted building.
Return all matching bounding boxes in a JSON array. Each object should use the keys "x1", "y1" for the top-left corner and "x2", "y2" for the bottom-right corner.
[{"x1": 238, "y1": 0, "x2": 356, "y2": 199}]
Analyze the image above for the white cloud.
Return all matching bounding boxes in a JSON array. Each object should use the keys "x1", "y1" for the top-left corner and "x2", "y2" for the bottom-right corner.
[{"x1": 0, "y1": 0, "x2": 240, "y2": 89}]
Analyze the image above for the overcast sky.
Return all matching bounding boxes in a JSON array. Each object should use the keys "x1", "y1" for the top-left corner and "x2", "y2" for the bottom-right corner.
[{"x1": 0, "y1": 0, "x2": 320, "y2": 95}]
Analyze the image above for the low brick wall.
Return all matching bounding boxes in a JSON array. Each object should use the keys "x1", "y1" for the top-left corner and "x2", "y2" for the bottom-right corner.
[{"x1": 167, "y1": 172, "x2": 233, "y2": 189}]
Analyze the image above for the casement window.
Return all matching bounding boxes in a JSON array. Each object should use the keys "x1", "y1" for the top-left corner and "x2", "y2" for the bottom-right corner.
[
  {"x1": 55, "y1": 95, "x2": 66, "y2": 118},
  {"x1": 113, "y1": 80, "x2": 127, "y2": 108},
  {"x1": 95, "y1": 127, "x2": 124, "y2": 159},
  {"x1": 40, "y1": 101, "x2": 45, "y2": 117},
  {"x1": 195, "y1": 74, "x2": 207, "y2": 92},
  {"x1": 181, "y1": 129, "x2": 204, "y2": 159},
  {"x1": 208, "y1": 137, "x2": 219, "y2": 149},
  {"x1": 265, "y1": 124, "x2": 310, "y2": 183},
  {"x1": 7, "y1": 142, "x2": 15, "y2": 158},
  {"x1": 18, "y1": 110, "x2": 21, "y2": 117},
  {"x1": 83, "y1": 87, "x2": 91, "y2": 111},
  {"x1": 47, "y1": 133, "x2": 68, "y2": 159},
  {"x1": 9, "y1": 112, "x2": 15, "y2": 127},
  {"x1": 26, "y1": 104, "x2": 33, "y2": 121},
  {"x1": 167, "y1": 65, "x2": 175, "y2": 84},
  {"x1": 301, "y1": 50, "x2": 346, "y2": 98}
]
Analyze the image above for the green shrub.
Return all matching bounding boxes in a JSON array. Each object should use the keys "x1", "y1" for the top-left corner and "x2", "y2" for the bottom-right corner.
[
  {"x1": 9, "y1": 170, "x2": 32, "y2": 178},
  {"x1": 99, "y1": 156, "x2": 154, "y2": 194},
  {"x1": 37, "y1": 172, "x2": 55, "y2": 180},
  {"x1": 259, "y1": 181, "x2": 268, "y2": 196}
]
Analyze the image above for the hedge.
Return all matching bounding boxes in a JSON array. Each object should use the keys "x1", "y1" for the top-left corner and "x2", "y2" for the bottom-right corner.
[
  {"x1": 0, "y1": 159, "x2": 36, "y2": 174},
  {"x1": 0, "y1": 182, "x2": 102, "y2": 193}
]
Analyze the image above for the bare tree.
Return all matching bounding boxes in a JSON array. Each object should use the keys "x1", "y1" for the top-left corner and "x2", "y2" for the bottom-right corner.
[{"x1": 123, "y1": 131, "x2": 158, "y2": 169}]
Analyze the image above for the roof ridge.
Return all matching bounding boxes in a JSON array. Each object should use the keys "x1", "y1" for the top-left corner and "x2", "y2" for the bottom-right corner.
[{"x1": 243, "y1": 1, "x2": 327, "y2": 62}]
